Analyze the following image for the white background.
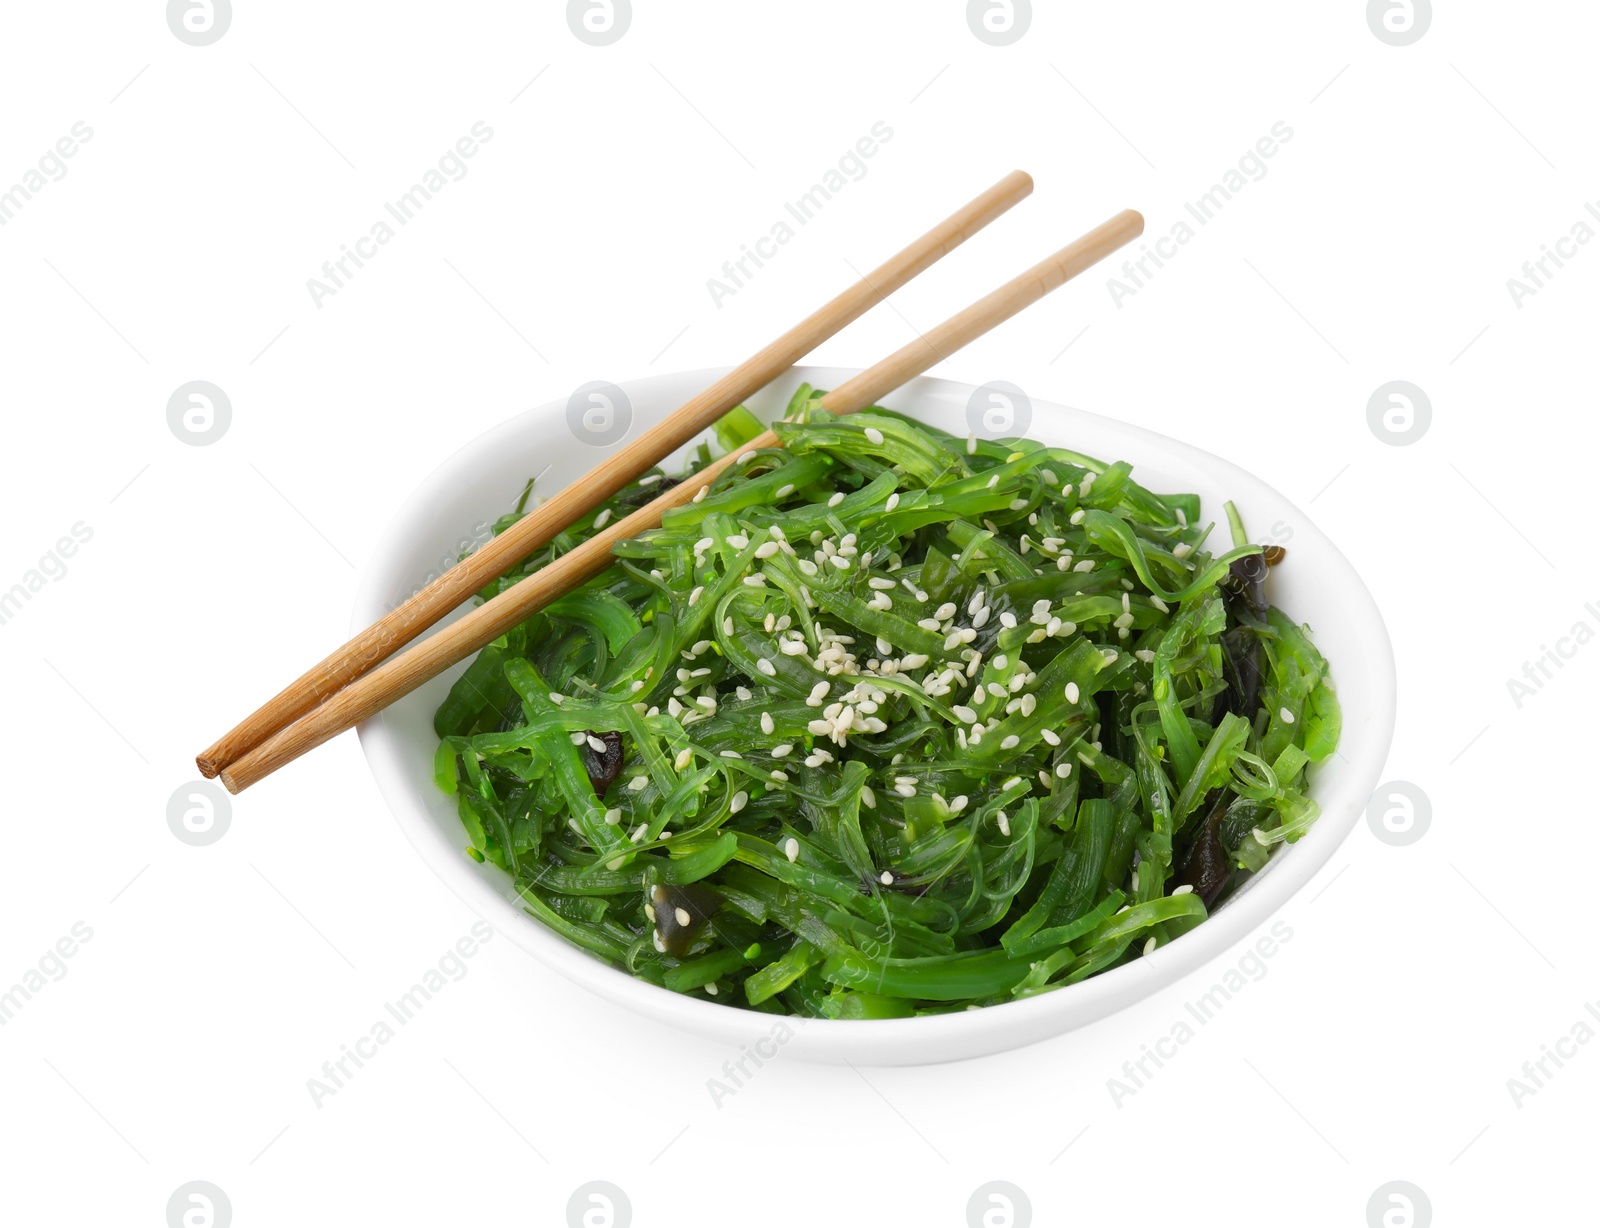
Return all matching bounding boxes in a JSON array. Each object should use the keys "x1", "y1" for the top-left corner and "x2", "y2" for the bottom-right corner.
[{"x1": 1, "y1": 2, "x2": 1593, "y2": 1225}]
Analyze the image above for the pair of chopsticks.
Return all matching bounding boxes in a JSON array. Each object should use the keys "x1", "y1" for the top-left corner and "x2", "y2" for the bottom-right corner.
[{"x1": 200, "y1": 172, "x2": 1143, "y2": 793}]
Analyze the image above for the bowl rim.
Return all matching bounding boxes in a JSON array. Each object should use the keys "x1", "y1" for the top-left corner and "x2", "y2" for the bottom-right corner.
[{"x1": 355, "y1": 366, "x2": 1396, "y2": 1063}]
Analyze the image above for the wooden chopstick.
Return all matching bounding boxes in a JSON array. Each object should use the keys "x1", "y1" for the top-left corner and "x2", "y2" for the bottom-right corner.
[
  {"x1": 195, "y1": 170, "x2": 1036, "y2": 781},
  {"x1": 217, "y1": 208, "x2": 1144, "y2": 794}
]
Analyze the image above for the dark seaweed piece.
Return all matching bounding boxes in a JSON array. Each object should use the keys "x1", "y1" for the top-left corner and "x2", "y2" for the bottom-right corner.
[
  {"x1": 580, "y1": 730, "x2": 624, "y2": 796},
  {"x1": 1217, "y1": 624, "x2": 1264, "y2": 722},
  {"x1": 1174, "y1": 791, "x2": 1233, "y2": 905},
  {"x1": 1220, "y1": 553, "x2": 1269, "y2": 618},
  {"x1": 651, "y1": 882, "x2": 723, "y2": 958},
  {"x1": 1213, "y1": 545, "x2": 1280, "y2": 722}
]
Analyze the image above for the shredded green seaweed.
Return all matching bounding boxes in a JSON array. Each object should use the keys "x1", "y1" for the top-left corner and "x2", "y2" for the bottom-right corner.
[{"x1": 433, "y1": 385, "x2": 1339, "y2": 1017}]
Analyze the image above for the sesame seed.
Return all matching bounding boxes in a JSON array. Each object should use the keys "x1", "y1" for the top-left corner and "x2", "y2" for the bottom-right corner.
[
  {"x1": 1056, "y1": 762, "x2": 1072, "y2": 778},
  {"x1": 1280, "y1": 707, "x2": 1296, "y2": 724},
  {"x1": 829, "y1": 555, "x2": 851, "y2": 570},
  {"x1": 548, "y1": 692, "x2": 566, "y2": 705},
  {"x1": 1143, "y1": 937, "x2": 1157, "y2": 956},
  {"x1": 885, "y1": 492, "x2": 900, "y2": 511},
  {"x1": 953, "y1": 705, "x2": 977, "y2": 723},
  {"x1": 784, "y1": 837, "x2": 800, "y2": 863},
  {"x1": 726, "y1": 533, "x2": 749, "y2": 549},
  {"x1": 755, "y1": 541, "x2": 780, "y2": 558},
  {"x1": 730, "y1": 791, "x2": 749, "y2": 813},
  {"x1": 760, "y1": 712, "x2": 775, "y2": 735},
  {"x1": 1172, "y1": 884, "x2": 1194, "y2": 896},
  {"x1": 879, "y1": 871, "x2": 895, "y2": 885},
  {"x1": 693, "y1": 486, "x2": 709, "y2": 503},
  {"x1": 1000, "y1": 612, "x2": 1018, "y2": 629},
  {"x1": 865, "y1": 427, "x2": 885, "y2": 445},
  {"x1": 603, "y1": 807, "x2": 623, "y2": 825},
  {"x1": 1173, "y1": 542, "x2": 1192, "y2": 559},
  {"x1": 586, "y1": 735, "x2": 607, "y2": 752},
  {"x1": 1000, "y1": 735, "x2": 1020, "y2": 749},
  {"x1": 775, "y1": 483, "x2": 795, "y2": 498},
  {"x1": 757, "y1": 658, "x2": 777, "y2": 676},
  {"x1": 967, "y1": 433, "x2": 977, "y2": 455},
  {"x1": 720, "y1": 750, "x2": 742, "y2": 759},
  {"x1": 1065, "y1": 682, "x2": 1080, "y2": 703},
  {"x1": 797, "y1": 559, "x2": 819, "y2": 576},
  {"x1": 771, "y1": 743, "x2": 793, "y2": 758},
  {"x1": 674, "y1": 906, "x2": 692, "y2": 926},
  {"x1": 593, "y1": 508, "x2": 612, "y2": 529},
  {"x1": 1041, "y1": 729, "x2": 1060, "y2": 747},
  {"x1": 674, "y1": 748, "x2": 693, "y2": 770},
  {"x1": 828, "y1": 492, "x2": 845, "y2": 507}
]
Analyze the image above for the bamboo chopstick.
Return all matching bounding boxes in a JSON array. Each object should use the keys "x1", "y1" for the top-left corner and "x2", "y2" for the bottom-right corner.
[
  {"x1": 218, "y1": 208, "x2": 1144, "y2": 794},
  {"x1": 195, "y1": 171, "x2": 1036, "y2": 780}
]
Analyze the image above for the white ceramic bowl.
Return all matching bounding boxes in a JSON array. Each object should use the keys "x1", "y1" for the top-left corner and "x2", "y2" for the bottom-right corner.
[{"x1": 356, "y1": 367, "x2": 1396, "y2": 1065}]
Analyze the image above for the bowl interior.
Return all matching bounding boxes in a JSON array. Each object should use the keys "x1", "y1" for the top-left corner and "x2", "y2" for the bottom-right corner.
[{"x1": 355, "y1": 367, "x2": 1395, "y2": 1064}]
